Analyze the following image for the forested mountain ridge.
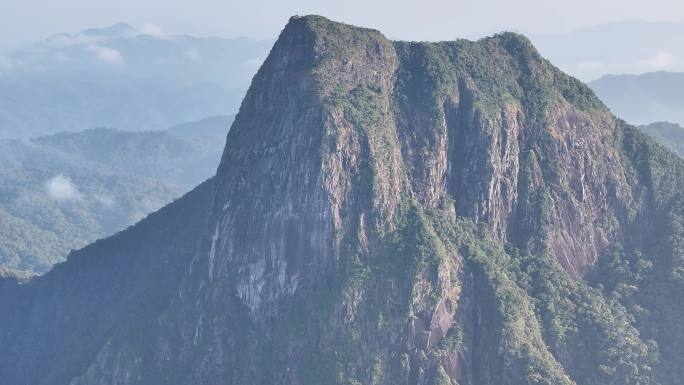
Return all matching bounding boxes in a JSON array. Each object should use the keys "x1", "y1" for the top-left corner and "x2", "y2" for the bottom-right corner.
[
  {"x1": 0, "y1": 179, "x2": 215, "y2": 385},
  {"x1": 2, "y1": 15, "x2": 684, "y2": 385},
  {"x1": 638, "y1": 121, "x2": 684, "y2": 157},
  {"x1": 0, "y1": 117, "x2": 230, "y2": 273}
]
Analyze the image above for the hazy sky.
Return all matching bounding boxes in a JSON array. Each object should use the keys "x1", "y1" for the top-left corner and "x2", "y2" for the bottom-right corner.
[{"x1": 2, "y1": 0, "x2": 683, "y2": 49}]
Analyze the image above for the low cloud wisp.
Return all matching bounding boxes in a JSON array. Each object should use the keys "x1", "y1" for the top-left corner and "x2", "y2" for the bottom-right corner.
[
  {"x1": 88, "y1": 45, "x2": 124, "y2": 65},
  {"x1": 46, "y1": 174, "x2": 81, "y2": 201}
]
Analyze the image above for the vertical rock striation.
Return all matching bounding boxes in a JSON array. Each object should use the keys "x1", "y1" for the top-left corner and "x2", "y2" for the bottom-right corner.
[
  {"x1": 73, "y1": 15, "x2": 671, "y2": 385},
  {"x1": 4, "y1": 15, "x2": 684, "y2": 385}
]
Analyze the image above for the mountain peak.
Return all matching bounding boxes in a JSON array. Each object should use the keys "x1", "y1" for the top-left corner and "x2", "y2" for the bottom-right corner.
[
  {"x1": 221, "y1": 14, "x2": 611, "y2": 301},
  {"x1": 484, "y1": 31, "x2": 539, "y2": 56},
  {"x1": 269, "y1": 14, "x2": 389, "y2": 67},
  {"x1": 44, "y1": 22, "x2": 139, "y2": 46},
  {"x1": 285, "y1": 14, "x2": 381, "y2": 35},
  {"x1": 81, "y1": 22, "x2": 138, "y2": 37},
  {"x1": 5, "y1": 15, "x2": 684, "y2": 385}
]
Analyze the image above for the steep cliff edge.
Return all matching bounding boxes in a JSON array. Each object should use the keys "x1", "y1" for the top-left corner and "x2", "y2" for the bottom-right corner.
[{"x1": 3, "y1": 15, "x2": 684, "y2": 385}]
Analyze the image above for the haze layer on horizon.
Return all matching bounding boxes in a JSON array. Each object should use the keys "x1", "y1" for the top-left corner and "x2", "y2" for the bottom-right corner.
[{"x1": 2, "y1": 0, "x2": 683, "y2": 49}]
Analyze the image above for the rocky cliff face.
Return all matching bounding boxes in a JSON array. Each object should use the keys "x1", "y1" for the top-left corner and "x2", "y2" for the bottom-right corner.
[{"x1": 3, "y1": 15, "x2": 684, "y2": 385}]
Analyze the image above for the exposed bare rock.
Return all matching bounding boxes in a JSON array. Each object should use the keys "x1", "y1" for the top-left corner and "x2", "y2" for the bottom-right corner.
[{"x1": 4, "y1": 15, "x2": 684, "y2": 385}]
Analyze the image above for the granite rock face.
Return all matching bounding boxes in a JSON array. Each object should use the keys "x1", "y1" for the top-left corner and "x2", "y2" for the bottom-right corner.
[{"x1": 4, "y1": 15, "x2": 684, "y2": 385}]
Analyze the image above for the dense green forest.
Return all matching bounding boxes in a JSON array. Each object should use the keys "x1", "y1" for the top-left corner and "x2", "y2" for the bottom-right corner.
[
  {"x1": 638, "y1": 121, "x2": 684, "y2": 157},
  {"x1": 0, "y1": 116, "x2": 230, "y2": 273}
]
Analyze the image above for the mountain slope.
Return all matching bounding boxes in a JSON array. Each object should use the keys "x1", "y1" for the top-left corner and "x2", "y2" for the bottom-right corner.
[
  {"x1": 2, "y1": 15, "x2": 684, "y2": 385},
  {"x1": 0, "y1": 179, "x2": 214, "y2": 385},
  {"x1": 0, "y1": 121, "x2": 227, "y2": 273},
  {"x1": 32, "y1": 124, "x2": 227, "y2": 187},
  {"x1": 167, "y1": 114, "x2": 234, "y2": 139},
  {"x1": 638, "y1": 121, "x2": 684, "y2": 157}
]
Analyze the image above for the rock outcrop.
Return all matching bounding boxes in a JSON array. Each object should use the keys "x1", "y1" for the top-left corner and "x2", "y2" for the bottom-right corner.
[{"x1": 3, "y1": 15, "x2": 684, "y2": 385}]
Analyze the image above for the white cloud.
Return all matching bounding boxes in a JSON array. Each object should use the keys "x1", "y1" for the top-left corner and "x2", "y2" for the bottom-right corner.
[
  {"x1": 88, "y1": 45, "x2": 124, "y2": 65},
  {"x1": 184, "y1": 49, "x2": 202, "y2": 62},
  {"x1": 46, "y1": 175, "x2": 81, "y2": 201},
  {"x1": 638, "y1": 51, "x2": 675, "y2": 71},
  {"x1": 141, "y1": 23, "x2": 168, "y2": 39}
]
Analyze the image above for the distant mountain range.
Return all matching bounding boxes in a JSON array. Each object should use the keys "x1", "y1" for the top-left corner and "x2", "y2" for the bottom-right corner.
[
  {"x1": 529, "y1": 21, "x2": 684, "y2": 131},
  {"x1": 0, "y1": 23, "x2": 271, "y2": 138},
  {"x1": 529, "y1": 20, "x2": 684, "y2": 127},
  {"x1": 639, "y1": 121, "x2": 684, "y2": 157},
  {"x1": 2, "y1": 20, "x2": 683, "y2": 138},
  {"x1": 0, "y1": 115, "x2": 232, "y2": 273},
  {"x1": 531, "y1": 20, "x2": 684, "y2": 82},
  {"x1": 588, "y1": 71, "x2": 684, "y2": 126}
]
